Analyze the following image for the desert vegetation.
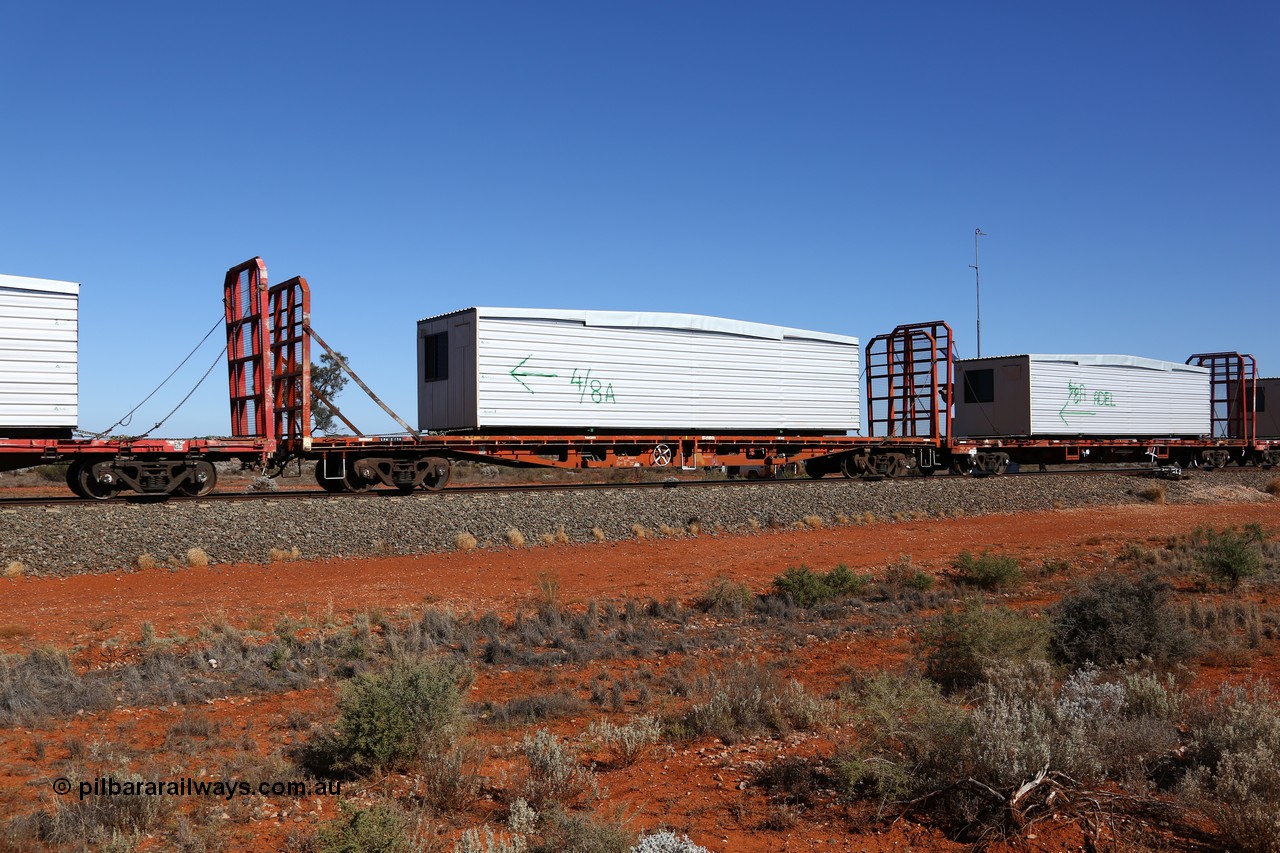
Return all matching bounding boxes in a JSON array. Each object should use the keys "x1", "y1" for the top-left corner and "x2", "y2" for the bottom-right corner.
[{"x1": 0, "y1": 507, "x2": 1277, "y2": 851}]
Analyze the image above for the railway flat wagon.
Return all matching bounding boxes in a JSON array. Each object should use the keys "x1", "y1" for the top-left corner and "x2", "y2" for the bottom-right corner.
[
  {"x1": 0, "y1": 273, "x2": 79, "y2": 440},
  {"x1": 416, "y1": 308, "x2": 860, "y2": 433},
  {"x1": 953, "y1": 354, "x2": 1210, "y2": 438}
]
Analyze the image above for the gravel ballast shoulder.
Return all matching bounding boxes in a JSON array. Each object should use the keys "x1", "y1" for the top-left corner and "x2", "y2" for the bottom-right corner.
[{"x1": 1, "y1": 470, "x2": 1275, "y2": 576}]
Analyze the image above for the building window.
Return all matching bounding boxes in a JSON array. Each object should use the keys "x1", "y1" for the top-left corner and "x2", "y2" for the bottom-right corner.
[
  {"x1": 963, "y1": 368, "x2": 995, "y2": 404},
  {"x1": 423, "y1": 332, "x2": 448, "y2": 382}
]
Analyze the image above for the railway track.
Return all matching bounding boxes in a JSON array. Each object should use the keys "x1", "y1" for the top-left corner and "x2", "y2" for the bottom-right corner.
[{"x1": 0, "y1": 465, "x2": 1181, "y2": 509}]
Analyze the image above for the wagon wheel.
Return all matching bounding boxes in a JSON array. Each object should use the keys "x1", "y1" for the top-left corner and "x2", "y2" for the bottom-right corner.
[
  {"x1": 840, "y1": 454, "x2": 864, "y2": 479},
  {"x1": 343, "y1": 469, "x2": 375, "y2": 493},
  {"x1": 72, "y1": 460, "x2": 121, "y2": 500},
  {"x1": 883, "y1": 454, "x2": 908, "y2": 478},
  {"x1": 65, "y1": 460, "x2": 87, "y2": 498},
  {"x1": 421, "y1": 457, "x2": 452, "y2": 491},
  {"x1": 651, "y1": 444, "x2": 673, "y2": 467},
  {"x1": 991, "y1": 456, "x2": 1010, "y2": 475},
  {"x1": 949, "y1": 457, "x2": 973, "y2": 476},
  {"x1": 179, "y1": 461, "x2": 217, "y2": 497}
]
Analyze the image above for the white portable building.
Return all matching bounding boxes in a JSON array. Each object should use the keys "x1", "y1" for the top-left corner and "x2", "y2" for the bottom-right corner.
[
  {"x1": 953, "y1": 354, "x2": 1210, "y2": 438},
  {"x1": 0, "y1": 273, "x2": 79, "y2": 436},
  {"x1": 416, "y1": 307, "x2": 860, "y2": 433}
]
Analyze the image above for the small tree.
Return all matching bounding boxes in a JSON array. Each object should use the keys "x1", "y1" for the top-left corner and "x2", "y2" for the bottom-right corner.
[{"x1": 311, "y1": 351, "x2": 351, "y2": 434}]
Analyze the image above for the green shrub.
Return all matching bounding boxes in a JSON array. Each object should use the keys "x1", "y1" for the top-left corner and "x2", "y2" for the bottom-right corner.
[
  {"x1": 771, "y1": 564, "x2": 868, "y2": 607},
  {"x1": 836, "y1": 673, "x2": 966, "y2": 805},
  {"x1": 921, "y1": 598, "x2": 1049, "y2": 693},
  {"x1": 1187, "y1": 525, "x2": 1266, "y2": 589},
  {"x1": 824, "y1": 564, "x2": 870, "y2": 597},
  {"x1": 316, "y1": 802, "x2": 411, "y2": 853},
  {"x1": 951, "y1": 549, "x2": 1022, "y2": 588},
  {"x1": 308, "y1": 657, "x2": 473, "y2": 775},
  {"x1": 1050, "y1": 573, "x2": 1195, "y2": 668},
  {"x1": 771, "y1": 566, "x2": 826, "y2": 607}
]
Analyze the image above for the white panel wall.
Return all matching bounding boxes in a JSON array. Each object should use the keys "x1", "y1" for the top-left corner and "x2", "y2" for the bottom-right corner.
[
  {"x1": 0, "y1": 275, "x2": 79, "y2": 429},
  {"x1": 1028, "y1": 357, "x2": 1209, "y2": 436},
  {"x1": 450, "y1": 312, "x2": 858, "y2": 432}
]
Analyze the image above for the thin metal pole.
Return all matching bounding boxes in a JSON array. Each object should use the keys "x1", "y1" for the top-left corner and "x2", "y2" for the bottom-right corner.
[{"x1": 969, "y1": 228, "x2": 987, "y2": 357}]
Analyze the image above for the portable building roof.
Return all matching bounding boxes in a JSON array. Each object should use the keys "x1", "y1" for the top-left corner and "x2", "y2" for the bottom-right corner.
[{"x1": 416, "y1": 307, "x2": 857, "y2": 345}]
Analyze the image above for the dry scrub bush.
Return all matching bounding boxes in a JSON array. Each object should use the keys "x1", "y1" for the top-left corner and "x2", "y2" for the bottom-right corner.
[
  {"x1": 506, "y1": 528, "x2": 527, "y2": 548},
  {"x1": 1137, "y1": 483, "x2": 1167, "y2": 504},
  {"x1": 838, "y1": 665, "x2": 1181, "y2": 835},
  {"x1": 697, "y1": 578, "x2": 754, "y2": 617},
  {"x1": 135, "y1": 553, "x2": 159, "y2": 570},
  {"x1": 657, "y1": 523, "x2": 679, "y2": 537},
  {"x1": 454, "y1": 532, "x2": 479, "y2": 552},
  {"x1": 684, "y1": 661, "x2": 827, "y2": 743},
  {"x1": 591, "y1": 527, "x2": 606, "y2": 543},
  {"x1": 746, "y1": 517, "x2": 761, "y2": 532},
  {"x1": 518, "y1": 728, "x2": 600, "y2": 808},
  {"x1": 631, "y1": 524, "x2": 649, "y2": 540},
  {"x1": 1265, "y1": 477, "x2": 1280, "y2": 497},
  {"x1": 631, "y1": 832, "x2": 711, "y2": 853},
  {"x1": 268, "y1": 546, "x2": 301, "y2": 562},
  {"x1": 687, "y1": 520, "x2": 702, "y2": 535},
  {"x1": 587, "y1": 714, "x2": 661, "y2": 766},
  {"x1": 3, "y1": 561, "x2": 24, "y2": 578},
  {"x1": 185, "y1": 548, "x2": 209, "y2": 568},
  {"x1": 0, "y1": 646, "x2": 113, "y2": 725},
  {"x1": 1181, "y1": 680, "x2": 1280, "y2": 853},
  {"x1": 881, "y1": 554, "x2": 934, "y2": 592},
  {"x1": 802, "y1": 514, "x2": 823, "y2": 529},
  {"x1": 921, "y1": 598, "x2": 1049, "y2": 693},
  {"x1": 1049, "y1": 573, "x2": 1195, "y2": 668},
  {"x1": 554, "y1": 525, "x2": 570, "y2": 544},
  {"x1": 21, "y1": 770, "x2": 169, "y2": 849}
]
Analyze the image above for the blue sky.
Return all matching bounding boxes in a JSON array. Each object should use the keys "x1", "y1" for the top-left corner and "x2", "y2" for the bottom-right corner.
[{"x1": 2, "y1": 2, "x2": 1276, "y2": 437}]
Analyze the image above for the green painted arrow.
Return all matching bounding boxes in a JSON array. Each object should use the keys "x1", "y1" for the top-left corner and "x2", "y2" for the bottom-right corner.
[
  {"x1": 509, "y1": 355, "x2": 558, "y2": 394},
  {"x1": 1059, "y1": 401, "x2": 1097, "y2": 426}
]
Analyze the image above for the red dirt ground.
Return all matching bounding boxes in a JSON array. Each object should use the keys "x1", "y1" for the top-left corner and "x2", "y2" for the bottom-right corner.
[{"x1": 1, "y1": 499, "x2": 1277, "y2": 851}]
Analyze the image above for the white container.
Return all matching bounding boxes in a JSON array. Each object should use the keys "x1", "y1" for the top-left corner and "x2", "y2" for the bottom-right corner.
[
  {"x1": 416, "y1": 308, "x2": 860, "y2": 433},
  {"x1": 0, "y1": 273, "x2": 79, "y2": 435},
  {"x1": 953, "y1": 354, "x2": 1210, "y2": 438}
]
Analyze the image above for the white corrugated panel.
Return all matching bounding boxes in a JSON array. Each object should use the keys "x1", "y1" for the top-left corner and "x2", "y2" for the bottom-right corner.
[
  {"x1": 424, "y1": 308, "x2": 859, "y2": 432},
  {"x1": 1027, "y1": 355, "x2": 1209, "y2": 436},
  {"x1": 0, "y1": 274, "x2": 79, "y2": 429}
]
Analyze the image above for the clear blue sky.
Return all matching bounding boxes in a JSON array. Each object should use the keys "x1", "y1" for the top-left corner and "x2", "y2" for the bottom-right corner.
[{"x1": 2, "y1": 2, "x2": 1276, "y2": 437}]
